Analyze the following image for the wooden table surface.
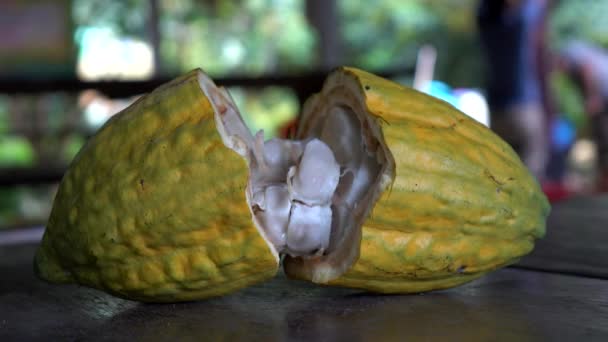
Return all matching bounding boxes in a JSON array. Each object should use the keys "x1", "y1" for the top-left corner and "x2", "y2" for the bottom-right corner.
[
  {"x1": 1, "y1": 196, "x2": 607, "y2": 341},
  {"x1": 518, "y1": 195, "x2": 608, "y2": 279}
]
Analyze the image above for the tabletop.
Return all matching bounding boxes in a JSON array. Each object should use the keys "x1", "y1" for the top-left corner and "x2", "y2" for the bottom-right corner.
[{"x1": 1, "y1": 195, "x2": 607, "y2": 341}]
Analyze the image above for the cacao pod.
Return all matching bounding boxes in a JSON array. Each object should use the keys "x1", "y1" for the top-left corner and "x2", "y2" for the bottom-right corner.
[{"x1": 35, "y1": 67, "x2": 549, "y2": 302}]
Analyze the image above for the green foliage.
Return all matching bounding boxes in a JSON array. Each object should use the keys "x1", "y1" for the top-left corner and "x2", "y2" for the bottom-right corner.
[
  {"x1": 0, "y1": 186, "x2": 57, "y2": 227},
  {"x1": 0, "y1": 188, "x2": 20, "y2": 227},
  {"x1": 229, "y1": 86, "x2": 298, "y2": 139},
  {"x1": 0, "y1": 95, "x2": 8, "y2": 135},
  {"x1": 73, "y1": 0, "x2": 149, "y2": 37},
  {"x1": 340, "y1": 0, "x2": 438, "y2": 70},
  {"x1": 550, "y1": 0, "x2": 608, "y2": 48},
  {"x1": 0, "y1": 136, "x2": 36, "y2": 167},
  {"x1": 159, "y1": 0, "x2": 316, "y2": 76},
  {"x1": 64, "y1": 134, "x2": 86, "y2": 162},
  {"x1": 339, "y1": 0, "x2": 482, "y2": 88},
  {"x1": 550, "y1": 71, "x2": 586, "y2": 129}
]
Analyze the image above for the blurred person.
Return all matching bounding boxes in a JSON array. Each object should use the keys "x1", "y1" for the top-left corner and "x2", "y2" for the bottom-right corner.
[
  {"x1": 557, "y1": 40, "x2": 608, "y2": 191},
  {"x1": 476, "y1": 0, "x2": 554, "y2": 181}
]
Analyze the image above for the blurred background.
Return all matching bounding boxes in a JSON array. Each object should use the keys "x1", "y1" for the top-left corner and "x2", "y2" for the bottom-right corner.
[{"x1": 0, "y1": 0, "x2": 606, "y2": 232}]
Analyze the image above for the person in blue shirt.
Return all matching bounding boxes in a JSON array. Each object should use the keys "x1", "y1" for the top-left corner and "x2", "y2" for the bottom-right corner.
[{"x1": 477, "y1": 0, "x2": 553, "y2": 181}]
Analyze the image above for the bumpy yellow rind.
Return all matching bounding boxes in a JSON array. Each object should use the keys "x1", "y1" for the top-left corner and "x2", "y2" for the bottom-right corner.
[
  {"x1": 286, "y1": 67, "x2": 550, "y2": 293},
  {"x1": 35, "y1": 69, "x2": 278, "y2": 302}
]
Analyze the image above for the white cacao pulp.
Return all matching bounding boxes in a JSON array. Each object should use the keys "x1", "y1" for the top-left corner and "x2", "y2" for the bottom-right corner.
[
  {"x1": 248, "y1": 105, "x2": 382, "y2": 259},
  {"x1": 251, "y1": 138, "x2": 340, "y2": 256},
  {"x1": 199, "y1": 73, "x2": 385, "y2": 264}
]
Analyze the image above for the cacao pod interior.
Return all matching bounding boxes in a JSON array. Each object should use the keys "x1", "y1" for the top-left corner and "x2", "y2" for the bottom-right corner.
[{"x1": 198, "y1": 71, "x2": 392, "y2": 282}]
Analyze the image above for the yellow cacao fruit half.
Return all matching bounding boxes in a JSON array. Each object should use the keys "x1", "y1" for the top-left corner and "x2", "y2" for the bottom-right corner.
[
  {"x1": 35, "y1": 67, "x2": 549, "y2": 302},
  {"x1": 35, "y1": 71, "x2": 279, "y2": 302},
  {"x1": 283, "y1": 67, "x2": 550, "y2": 292}
]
